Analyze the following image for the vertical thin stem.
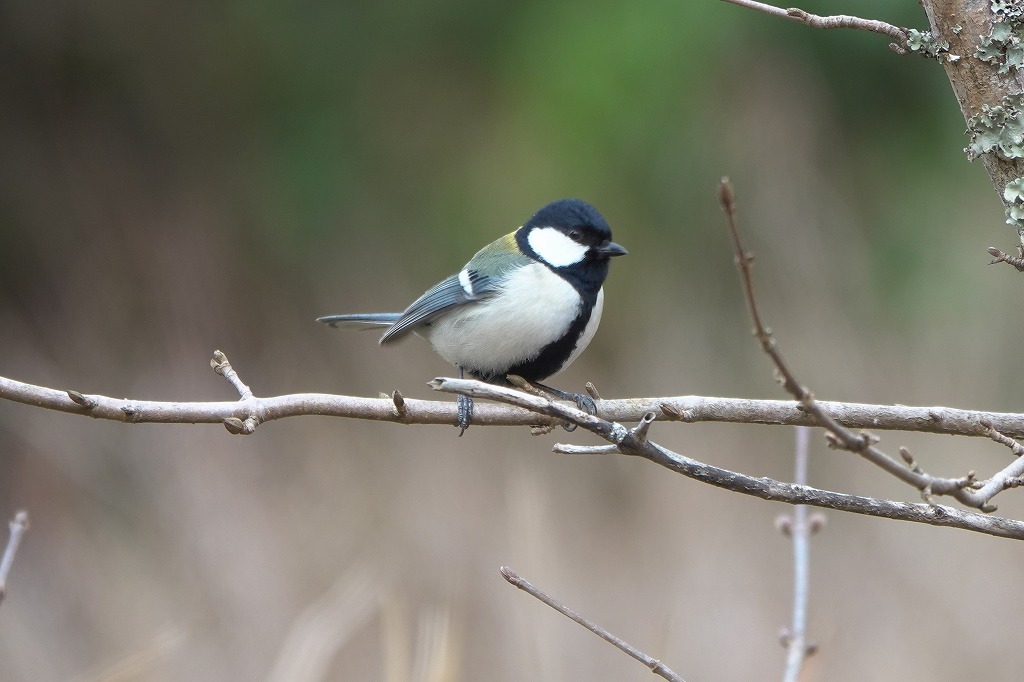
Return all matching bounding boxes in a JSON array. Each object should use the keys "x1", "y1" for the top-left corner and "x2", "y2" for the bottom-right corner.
[
  {"x1": 782, "y1": 427, "x2": 812, "y2": 682},
  {"x1": 0, "y1": 510, "x2": 29, "y2": 605}
]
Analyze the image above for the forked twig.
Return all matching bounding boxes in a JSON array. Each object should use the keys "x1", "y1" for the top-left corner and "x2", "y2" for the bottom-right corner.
[
  {"x1": 431, "y1": 377, "x2": 1024, "y2": 542},
  {"x1": 717, "y1": 178, "x2": 1009, "y2": 512}
]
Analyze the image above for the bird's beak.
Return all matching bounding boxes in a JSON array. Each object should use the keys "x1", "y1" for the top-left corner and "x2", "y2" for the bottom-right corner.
[{"x1": 596, "y1": 241, "x2": 628, "y2": 257}]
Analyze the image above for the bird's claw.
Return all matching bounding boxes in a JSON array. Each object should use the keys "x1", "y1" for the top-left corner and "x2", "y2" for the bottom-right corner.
[
  {"x1": 570, "y1": 392, "x2": 597, "y2": 415},
  {"x1": 457, "y1": 394, "x2": 474, "y2": 436},
  {"x1": 531, "y1": 382, "x2": 598, "y2": 432},
  {"x1": 559, "y1": 391, "x2": 597, "y2": 432}
]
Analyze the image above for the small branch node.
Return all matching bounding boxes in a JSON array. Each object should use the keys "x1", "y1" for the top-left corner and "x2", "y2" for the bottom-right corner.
[
  {"x1": 808, "y1": 512, "x2": 827, "y2": 535},
  {"x1": 858, "y1": 430, "x2": 880, "y2": 446},
  {"x1": 391, "y1": 390, "x2": 407, "y2": 418},
  {"x1": 987, "y1": 246, "x2": 1024, "y2": 272},
  {"x1": 898, "y1": 446, "x2": 923, "y2": 473},
  {"x1": 531, "y1": 424, "x2": 558, "y2": 436},
  {"x1": 223, "y1": 415, "x2": 259, "y2": 435},
  {"x1": 660, "y1": 403, "x2": 697, "y2": 422},
  {"x1": 66, "y1": 390, "x2": 96, "y2": 409},
  {"x1": 631, "y1": 412, "x2": 657, "y2": 443},
  {"x1": 210, "y1": 350, "x2": 255, "y2": 400},
  {"x1": 660, "y1": 403, "x2": 682, "y2": 419},
  {"x1": 955, "y1": 471, "x2": 977, "y2": 490},
  {"x1": 585, "y1": 382, "x2": 602, "y2": 401}
]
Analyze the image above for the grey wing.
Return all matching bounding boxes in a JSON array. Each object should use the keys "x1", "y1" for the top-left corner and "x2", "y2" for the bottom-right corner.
[{"x1": 380, "y1": 270, "x2": 496, "y2": 343}]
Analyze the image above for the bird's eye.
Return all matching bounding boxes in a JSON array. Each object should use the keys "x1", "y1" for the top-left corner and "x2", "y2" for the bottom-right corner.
[{"x1": 568, "y1": 229, "x2": 581, "y2": 241}]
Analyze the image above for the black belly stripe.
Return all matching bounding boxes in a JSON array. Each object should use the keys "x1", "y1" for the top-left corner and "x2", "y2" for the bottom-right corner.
[{"x1": 473, "y1": 304, "x2": 593, "y2": 383}]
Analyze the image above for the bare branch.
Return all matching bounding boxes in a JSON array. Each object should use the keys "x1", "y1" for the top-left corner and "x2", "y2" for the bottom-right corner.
[
  {"x1": 3, "y1": 370, "x2": 1024, "y2": 438},
  {"x1": 717, "y1": 178, "x2": 1008, "y2": 511},
  {"x1": 719, "y1": 0, "x2": 909, "y2": 53},
  {"x1": 967, "y1": 421, "x2": 1024, "y2": 507},
  {"x1": 0, "y1": 510, "x2": 29, "y2": 605},
  {"x1": 501, "y1": 567, "x2": 686, "y2": 682},
  {"x1": 780, "y1": 427, "x2": 817, "y2": 682},
  {"x1": 431, "y1": 377, "x2": 1024, "y2": 542}
]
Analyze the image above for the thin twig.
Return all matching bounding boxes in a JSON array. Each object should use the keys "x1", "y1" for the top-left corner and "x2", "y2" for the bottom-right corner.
[
  {"x1": 3, "y1": 371, "x2": 1024, "y2": 437},
  {"x1": 781, "y1": 427, "x2": 816, "y2": 682},
  {"x1": 501, "y1": 567, "x2": 686, "y2": 682},
  {"x1": 717, "y1": 178, "x2": 1004, "y2": 511},
  {"x1": 987, "y1": 246, "x2": 1024, "y2": 272},
  {"x1": 432, "y1": 377, "x2": 1024, "y2": 541},
  {"x1": 0, "y1": 510, "x2": 29, "y2": 605},
  {"x1": 210, "y1": 349, "x2": 254, "y2": 400},
  {"x1": 968, "y1": 421, "x2": 1024, "y2": 506},
  {"x1": 719, "y1": 0, "x2": 908, "y2": 53}
]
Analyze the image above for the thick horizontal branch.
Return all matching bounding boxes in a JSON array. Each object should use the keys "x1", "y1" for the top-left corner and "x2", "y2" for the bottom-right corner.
[
  {"x1": 1, "y1": 373, "x2": 1022, "y2": 438},
  {"x1": 432, "y1": 378, "x2": 1024, "y2": 542}
]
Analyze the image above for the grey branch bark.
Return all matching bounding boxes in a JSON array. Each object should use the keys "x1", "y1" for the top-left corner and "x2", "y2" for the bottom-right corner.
[
  {"x1": 2, "y1": 370, "x2": 1024, "y2": 437},
  {"x1": 431, "y1": 377, "x2": 1024, "y2": 542}
]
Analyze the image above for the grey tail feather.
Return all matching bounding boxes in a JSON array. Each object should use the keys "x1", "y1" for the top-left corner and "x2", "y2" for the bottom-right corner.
[{"x1": 316, "y1": 313, "x2": 402, "y2": 330}]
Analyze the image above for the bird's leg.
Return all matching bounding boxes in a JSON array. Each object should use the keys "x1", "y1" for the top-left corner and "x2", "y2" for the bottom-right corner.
[
  {"x1": 532, "y1": 382, "x2": 598, "y2": 432},
  {"x1": 456, "y1": 365, "x2": 474, "y2": 436}
]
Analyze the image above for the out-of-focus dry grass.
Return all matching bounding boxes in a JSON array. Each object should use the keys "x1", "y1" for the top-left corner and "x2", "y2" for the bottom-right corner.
[{"x1": 2, "y1": 2, "x2": 1024, "y2": 681}]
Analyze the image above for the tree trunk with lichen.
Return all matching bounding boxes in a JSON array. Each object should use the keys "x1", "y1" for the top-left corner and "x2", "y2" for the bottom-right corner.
[{"x1": 922, "y1": 0, "x2": 1024, "y2": 246}]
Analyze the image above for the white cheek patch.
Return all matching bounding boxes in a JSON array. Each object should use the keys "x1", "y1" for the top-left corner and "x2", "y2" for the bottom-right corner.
[{"x1": 527, "y1": 227, "x2": 589, "y2": 267}]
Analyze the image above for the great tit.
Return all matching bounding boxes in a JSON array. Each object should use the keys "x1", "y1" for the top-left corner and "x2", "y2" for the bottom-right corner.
[{"x1": 317, "y1": 198, "x2": 627, "y2": 434}]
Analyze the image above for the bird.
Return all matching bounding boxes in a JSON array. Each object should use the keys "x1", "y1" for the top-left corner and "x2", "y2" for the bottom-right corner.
[{"x1": 317, "y1": 198, "x2": 627, "y2": 434}]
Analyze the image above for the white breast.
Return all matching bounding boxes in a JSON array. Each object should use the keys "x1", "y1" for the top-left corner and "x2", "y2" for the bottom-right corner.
[
  {"x1": 560, "y1": 287, "x2": 603, "y2": 375},
  {"x1": 421, "y1": 262, "x2": 587, "y2": 376}
]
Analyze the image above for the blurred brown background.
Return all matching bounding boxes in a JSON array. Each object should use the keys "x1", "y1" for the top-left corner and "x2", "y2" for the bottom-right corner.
[{"x1": 2, "y1": 1, "x2": 1024, "y2": 680}]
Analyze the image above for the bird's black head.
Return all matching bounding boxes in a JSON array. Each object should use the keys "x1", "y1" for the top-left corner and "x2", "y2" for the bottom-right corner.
[{"x1": 517, "y1": 199, "x2": 627, "y2": 270}]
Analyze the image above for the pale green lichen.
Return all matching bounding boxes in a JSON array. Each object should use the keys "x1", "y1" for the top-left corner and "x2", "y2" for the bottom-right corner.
[
  {"x1": 964, "y1": 94, "x2": 1024, "y2": 160},
  {"x1": 1004, "y1": 178, "x2": 1024, "y2": 228},
  {"x1": 906, "y1": 29, "x2": 956, "y2": 62},
  {"x1": 992, "y1": 0, "x2": 1024, "y2": 19},
  {"x1": 976, "y1": 0, "x2": 1024, "y2": 72}
]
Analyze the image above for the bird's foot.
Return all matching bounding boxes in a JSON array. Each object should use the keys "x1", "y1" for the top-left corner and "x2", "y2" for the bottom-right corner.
[
  {"x1": 457, "y1": 394, "x2": 474, "y2": 437},
  {"x1": 533, "y1": 382, "x2": 597, "y2": 432}
]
